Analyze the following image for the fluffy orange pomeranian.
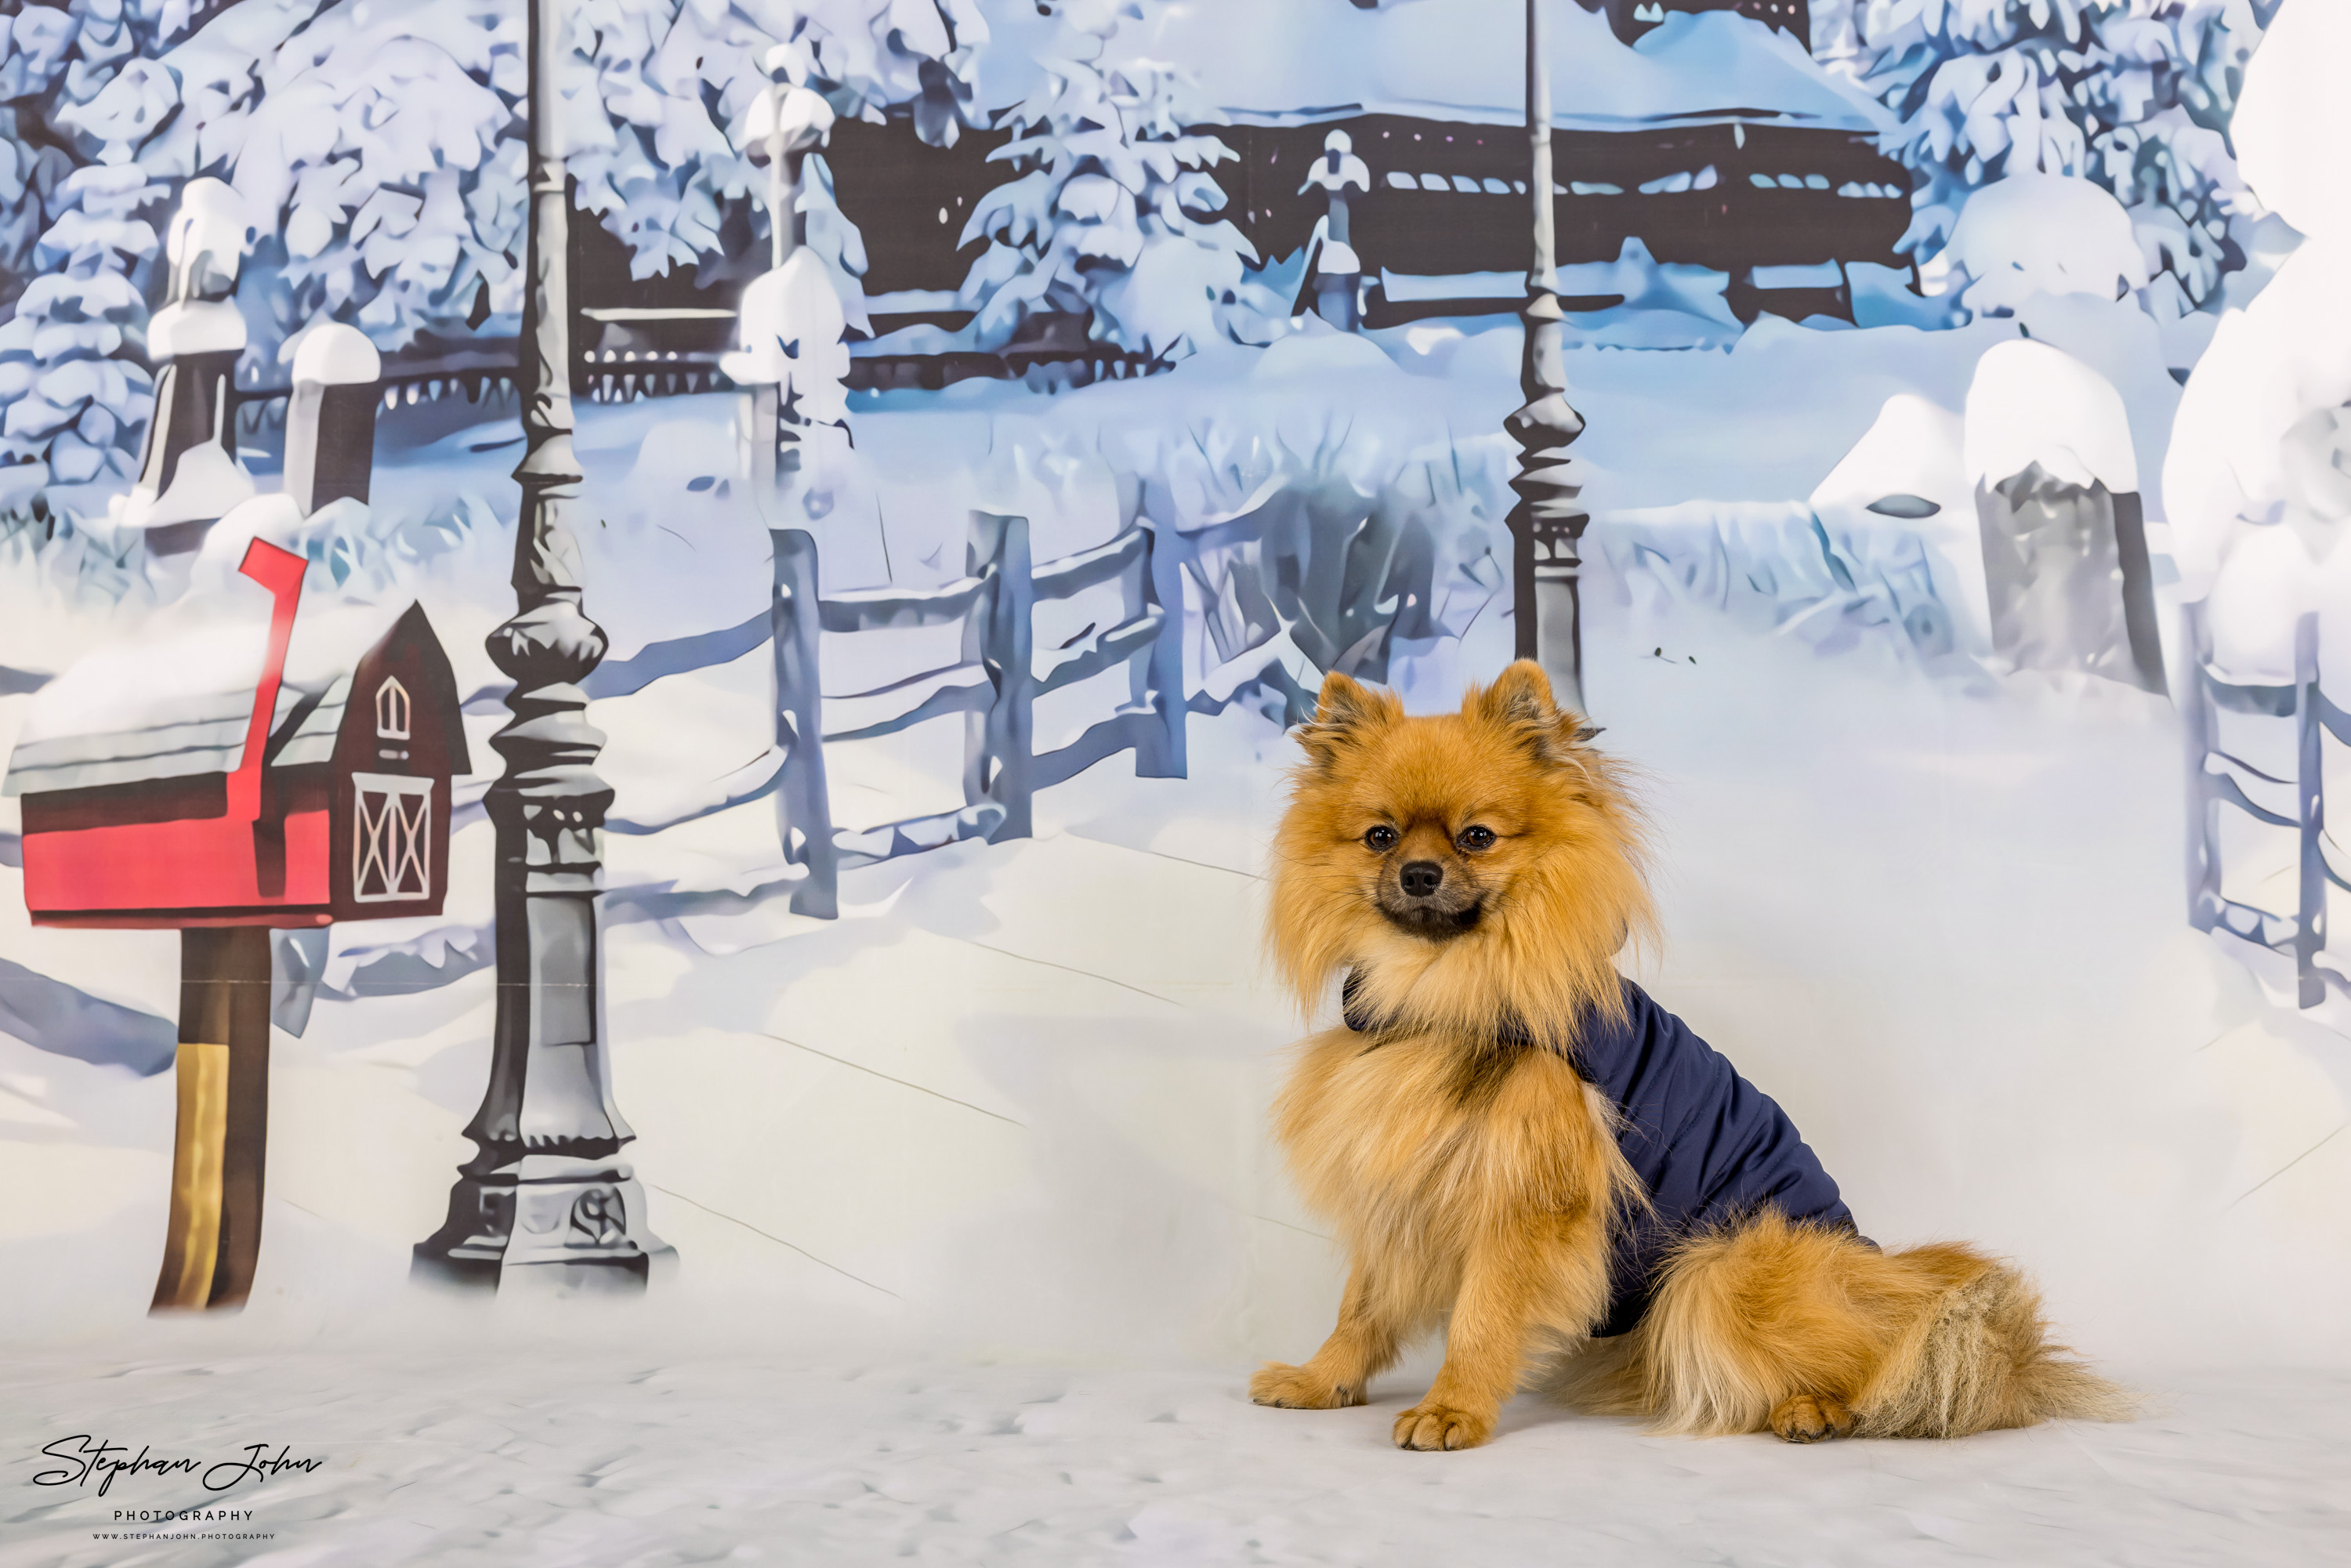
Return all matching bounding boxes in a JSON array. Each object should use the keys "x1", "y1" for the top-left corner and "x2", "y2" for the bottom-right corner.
[{"x1": 1251, "y1": 660, "x2": 2126, "y2": 1450}]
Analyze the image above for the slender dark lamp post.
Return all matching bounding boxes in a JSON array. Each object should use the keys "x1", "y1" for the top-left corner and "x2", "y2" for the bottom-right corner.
[
  {"x1": 414, "y1": 0, "x2": 672, "y2": 1292},
  {"x1": 1506, "y1": 0, "x2": 1592, "y2": 713}
]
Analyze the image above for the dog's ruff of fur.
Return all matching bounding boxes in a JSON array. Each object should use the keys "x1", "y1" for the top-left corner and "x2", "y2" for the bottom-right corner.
[{"x1": 1251, "y1": 661, "x2": 2130, "y2": 1449}]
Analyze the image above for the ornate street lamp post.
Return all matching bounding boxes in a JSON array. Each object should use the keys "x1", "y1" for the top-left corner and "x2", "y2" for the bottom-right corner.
[
  {"x1": 1506, "y1": 0, "x2": 1592, "y2": 713},
  {"x1": 414, "y1": 0, "x2": 672, "y2": 1292}
]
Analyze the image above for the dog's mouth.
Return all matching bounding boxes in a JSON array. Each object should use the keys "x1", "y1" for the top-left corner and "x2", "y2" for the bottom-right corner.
[{"x1": 1378, "y1": 896, "x2": 1484, "y2": 940}]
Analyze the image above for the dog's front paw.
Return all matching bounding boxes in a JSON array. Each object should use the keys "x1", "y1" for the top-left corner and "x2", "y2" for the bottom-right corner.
[
  {"x1": 1391, "y1": 1400, "x2": 1494, "y2": 1450},
  {"x1": 1770, "y1": 1393, "x2": 1857, "y2": 1444},
  {"x1": 1250, "y1": 1361, "x2": 1365, "y2": 1410}
]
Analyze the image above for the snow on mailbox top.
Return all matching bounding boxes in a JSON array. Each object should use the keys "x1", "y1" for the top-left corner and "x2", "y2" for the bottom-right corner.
[
  {"x1": 5, "y1": 540, "x2": 471, "y2": 927},
  {"x1": 7, "y1": 602, "x2": 463, "y2": 796}
]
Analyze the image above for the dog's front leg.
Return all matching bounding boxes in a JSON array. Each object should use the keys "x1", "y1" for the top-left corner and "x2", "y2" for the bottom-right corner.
[
  {"x1": 1250, "y1": 1259, "x2": 1402, "y2": 1410},
  {"x1": 1395, "y1": 1213, "x2": 1596, "y2": 1451}
]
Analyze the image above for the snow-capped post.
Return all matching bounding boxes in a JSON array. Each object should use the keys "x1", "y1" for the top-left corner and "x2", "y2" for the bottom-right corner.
[
  {"x1": 1964, "y1": 340, "x2": 2165, "y2": 694},
  {"x1": 748, "y1": 72, "x2": 838, "y2": 271},
  {"x1": 120, "y1": 179, "x2": 255, "y2": 555},
  {"x1": 414, "y1": 0, "x2": 672, "y2": 1295},
  {"x1": 281, "y1": 324, "x2": 381, "y2": 517},
  {"x1": 721, "y1": 255, "x2": 850, "y2": 496},
  {"x1": 726, "y1": 72, "x2": 852, "y2": 498},
  {"x1": 1301, "y1": 129, "x2": 1370, "y2": 331},
  {"x1": 1505, "y1": 0, "x2": 1592, "y2": 712}
]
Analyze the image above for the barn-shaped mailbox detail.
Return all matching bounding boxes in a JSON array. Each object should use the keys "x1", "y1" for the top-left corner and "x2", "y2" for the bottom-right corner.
[
  {"x1": 7, "y1": 541, "x2": 469, "y2": 928},
  {"x1": 2, "y1": 538, "x2": 469, "y2": 1315}
]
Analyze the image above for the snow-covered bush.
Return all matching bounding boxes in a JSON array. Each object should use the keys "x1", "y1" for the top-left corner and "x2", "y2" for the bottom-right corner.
[
  {"x1": 1941, "y1": 171, "x2": 2150, "y2": 315},
  {"x1": 957, "y1": 7, "x2": 1255, "y2": 359},
  {"x1": 1856, "y1": 0, "x2": 2278, "y2": 313},
  {"x1": 2164, "y1": 0, "x2": 2351, "y2": 608},
  {"x1": 1114, "y1": 335, "x2": 1510, "y2": 720}
]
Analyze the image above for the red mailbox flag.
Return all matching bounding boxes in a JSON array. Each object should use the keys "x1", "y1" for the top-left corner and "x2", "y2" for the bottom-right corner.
[{"x1": 223, "y1": 539, "x2": 307, "y2": 825}]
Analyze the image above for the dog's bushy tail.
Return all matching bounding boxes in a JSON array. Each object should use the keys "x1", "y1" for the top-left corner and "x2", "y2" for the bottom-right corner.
[
  {"x1": 1853, "y1": 1252, "x2": 2135, "y2": 1438},
  {"x1": 1547, "y1": 1211, "x2": 2133, "y2": 1438}
]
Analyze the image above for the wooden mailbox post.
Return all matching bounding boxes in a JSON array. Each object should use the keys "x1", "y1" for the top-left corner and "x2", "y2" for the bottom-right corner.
[{"x1": 4, "y1": 539, "x2": 469, "y2": 1310}]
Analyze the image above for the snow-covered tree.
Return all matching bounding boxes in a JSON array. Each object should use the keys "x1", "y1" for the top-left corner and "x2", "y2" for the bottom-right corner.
[
  {"x1": 567, "y1": 0, "x2": 987, "y2": 284},
  {"x1": 1857, "y1": 0, "x2": 2279, "y2": 310},
  {"x1": 0, "y1": 165, "x2": 165, "y2": 487},
  {"x1": 0, "y1": 1, "x2": 188, "y2": 489},
  {"x1": 956, "y1": 5, "x2": 1255, "y2": 359}
]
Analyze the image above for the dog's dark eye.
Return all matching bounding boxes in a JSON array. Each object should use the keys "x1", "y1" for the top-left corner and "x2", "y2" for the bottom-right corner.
[
  {"x1": 1457, "y1": 825, "x2": 1496, "y2": 852},
  {"x1": 1364, "y1": 825, "x2": 1398, "y2": 853}
]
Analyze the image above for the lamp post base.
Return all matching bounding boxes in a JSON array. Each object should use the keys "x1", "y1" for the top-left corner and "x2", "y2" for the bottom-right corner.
[{"x1": 412, "y1": 1154, "x2": 673, "y2": 1295}]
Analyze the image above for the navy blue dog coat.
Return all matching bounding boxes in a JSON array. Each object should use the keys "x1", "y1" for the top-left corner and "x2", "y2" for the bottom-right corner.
[{"x1": 1342, "y1": 973, "x2": 1862, "y2": 1338}]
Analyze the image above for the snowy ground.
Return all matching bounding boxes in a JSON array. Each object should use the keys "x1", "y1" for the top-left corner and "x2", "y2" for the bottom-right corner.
[
  {"x1": 4, "y1": 324, "x2": 2346, "y2": 1563},
  {"x1": 7, "y1": 1332, "x2": 2346, "y2": 1566}
]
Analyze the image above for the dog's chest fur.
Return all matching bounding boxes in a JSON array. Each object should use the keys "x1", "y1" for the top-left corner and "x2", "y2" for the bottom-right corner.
[{"x1": 1272, "y1": 1027, "x2": 1627, "y2": 1260}]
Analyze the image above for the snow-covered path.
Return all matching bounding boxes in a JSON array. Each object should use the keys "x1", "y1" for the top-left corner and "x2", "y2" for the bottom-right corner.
[{"x1": 5, "y1": 1337, "x2": 2343, "y2": 1566}]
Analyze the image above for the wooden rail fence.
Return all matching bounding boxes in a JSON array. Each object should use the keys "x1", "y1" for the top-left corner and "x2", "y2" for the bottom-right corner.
[
  {"x1": 770, "y1": 510, "x2": 1186, "y2": 918},
  {"x1": 2183, "y1": 600, "x2": 2347, "y2": 1009}
]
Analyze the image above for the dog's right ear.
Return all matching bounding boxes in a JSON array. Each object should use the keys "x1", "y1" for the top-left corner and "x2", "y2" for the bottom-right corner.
[{"x1": 1295, "y1": 670, "x2": 1393, "y2": 766}]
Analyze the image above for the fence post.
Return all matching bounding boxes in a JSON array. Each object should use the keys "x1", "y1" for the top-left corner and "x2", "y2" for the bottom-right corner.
[
  {"x1": 2113, "y1": 491, "x2": 2168, "y2": 697},
  {"x1": 2182, "y1": 599, "x2": 2223, "y2": 935},
  {"x1": 123, "y1": 178, "x2": 254, "y2": 553},
  {"x1": 740, "y1": 382, "x2": 779, "y2": 501},
  {"x1": 1136, "y1": 520, "x2": 1188, "y2": 779},
  {"x1": 772, "y1": 527, "x2": 839, "y2": 918},
  {"x1": 282, "y1": 324, "x2": 381, "y2": 516},
  {"x1": 2295, "y1": 611, "x2": 2324, "y2": 1008},
  {"x1": 965, "y1": 511, "x2": 1034, "y2": 842}
]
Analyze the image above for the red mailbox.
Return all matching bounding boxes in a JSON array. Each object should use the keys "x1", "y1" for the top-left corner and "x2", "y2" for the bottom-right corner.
[
  {"x1": 11, "y1": 541, "x2": 468, "y2": 925},
  {"x1": 4, "y1": 538, "x2": 469, "y2": 1310}
]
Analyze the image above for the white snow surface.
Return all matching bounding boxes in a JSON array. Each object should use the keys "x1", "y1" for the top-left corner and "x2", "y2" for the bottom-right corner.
[
  {"x1": 2, "y1": 1335, "x2": 2341, "y2": 1565},
  {"x1": 2230, "y1": 0, "x2": 2351, "y2": 244},
  {"x1": 144, "y1": 301, "x2": 248, "y2": 363},
  {"x1": 1108, "y1": 0, "x2": 1888, "y2": 130},
  {"x1": 2163, "y1": 238, "x2": 2351, "y2": 599},
  {"x1": 2204, "y1": 520, "x2": 2318, "y2": 683},
  {"x1": 288, "y1": 322, "x2": 382, "y2": 388},
  {"x1": 1963, "y1": 339, "x2": 2139, "y2": 494}
]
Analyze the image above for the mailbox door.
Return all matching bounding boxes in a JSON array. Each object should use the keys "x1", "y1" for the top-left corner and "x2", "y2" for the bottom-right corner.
[{"x1": 328, "y1": 608, "x2": 462, "y2": 922}]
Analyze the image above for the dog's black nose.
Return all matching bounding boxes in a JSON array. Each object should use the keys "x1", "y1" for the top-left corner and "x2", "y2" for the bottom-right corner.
[{"x1": 1400, "y1": 860, "x2": 1444, "y2": 898}]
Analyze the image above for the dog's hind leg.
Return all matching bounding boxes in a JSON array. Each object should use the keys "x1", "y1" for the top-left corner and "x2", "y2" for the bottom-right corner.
[
  {"x1": 1630, "y1": 1211, "x2": 1901, "y2": 1438},
  {"x1": 1632, "y1": 1211, "x2": 2130, "y2": 1439},
  {"x1": 1251, "y1": 1259, "x2": 1406, "y2": 1410}
]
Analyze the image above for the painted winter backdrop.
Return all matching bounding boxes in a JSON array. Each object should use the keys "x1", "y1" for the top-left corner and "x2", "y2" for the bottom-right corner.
[{"x1": 1, "y1": 0, "x2": 2347, "y2": 1395}]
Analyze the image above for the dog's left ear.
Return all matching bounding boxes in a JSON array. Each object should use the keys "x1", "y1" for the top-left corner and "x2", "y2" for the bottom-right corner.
[{"x1": 1469, "y1": 661, "x2": 1595, "y2": 764}]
